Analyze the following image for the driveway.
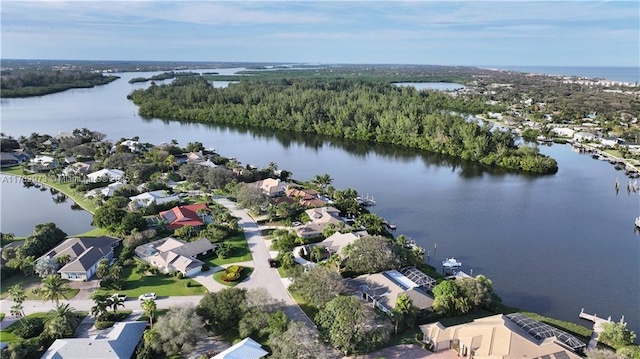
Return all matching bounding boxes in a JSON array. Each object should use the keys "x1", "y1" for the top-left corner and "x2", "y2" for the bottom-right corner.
[{"x1": 213, "y1": 197, "x2": 315, "y2": 328}]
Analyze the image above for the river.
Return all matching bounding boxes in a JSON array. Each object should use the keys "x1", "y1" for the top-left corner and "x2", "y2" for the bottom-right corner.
[{"x1": 0, "y1": 69, "x2": 638, "y2": 335}]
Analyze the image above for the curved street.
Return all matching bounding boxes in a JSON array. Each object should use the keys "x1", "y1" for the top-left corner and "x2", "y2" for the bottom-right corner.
[{"x1": 0, "y1": 197, "x2": 314, "y2": 329}]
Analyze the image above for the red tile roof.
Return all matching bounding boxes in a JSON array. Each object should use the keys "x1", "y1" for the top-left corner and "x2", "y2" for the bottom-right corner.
[{"x1": 160, "y1": 203, "x2": 208, "y2": 230}]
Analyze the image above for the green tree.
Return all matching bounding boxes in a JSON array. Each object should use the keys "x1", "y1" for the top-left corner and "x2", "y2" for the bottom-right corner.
[
  {"x1": 46, "y1": 303, "x2": 79, "y2": 338},
  {"x1": 109, "y1": 295, "x2": 125, "y2": 314},
  {"x1": 90, "y1": 293, "x2": 111, "y2": 320},
  {"x1": 8, "y1": 284, "x2": 26, "y2": 320},
  {"x1": 141, "y1": 299, "x2": 157, "y2": 329},
  {"x1": 34, "y1": 256, "x2": 59, "y2": 277},
  {"x1": 343, "y1": 235, "x2": 402, "y2": 274},
  {"x1": 315, "y1": 295, "x2": 392, "y2": 355},
  {"x1": 599, "y1": 322, "x2": 637, "y2": 349},
  {"x1": 269, "y1": 321, "x2": 338, "y2": 359},
  {"x1": 290, "y1": 266, "x2": 346, "y2": 308},
  {"x1": 196, "y1": 287, "x2": 247, "y2": 335},
  {"x1": 617, "y1": 345, "x2": 640, "y2": 359},
  {"x1": 432, "y1": 280, "x2": 460, "y2": 315},
  {"x1": 393, "y1": 292, "x2": 417, "y2": 334},
  {"x1": 147, "y1": 305, "x2": 205, "y2": 356},
  {"x1": 38, "y1": 274, "x2": 70, "y2": 304}
]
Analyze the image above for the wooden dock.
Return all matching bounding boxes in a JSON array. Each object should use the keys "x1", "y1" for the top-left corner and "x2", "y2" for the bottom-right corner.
[{"x1": 579, "y1": 308, "x2": 627, "y2": 350}]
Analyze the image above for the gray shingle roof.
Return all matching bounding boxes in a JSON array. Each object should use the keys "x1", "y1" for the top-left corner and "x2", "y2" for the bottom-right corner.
[{"x1": 41, "y1": 321, "x2": 147, "y2": 359}]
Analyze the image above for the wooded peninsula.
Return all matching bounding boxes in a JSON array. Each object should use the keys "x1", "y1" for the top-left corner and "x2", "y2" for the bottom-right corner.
[{"x1": 128, "y1": 77, "x2": 559, "y2": 174}]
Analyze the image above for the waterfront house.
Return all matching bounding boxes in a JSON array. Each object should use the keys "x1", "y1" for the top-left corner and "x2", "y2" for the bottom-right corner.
[
  {"x1": 159, "y1": 203, "x2": 209, "y2": 230},
  {"x1": 129, "y1": 190, "x2": 181, "y2": 210},
  {"x1": 211, "y1": 337, "x2": 268, "y2": 359},
  {"x1": 285, "y1": 187, "x2": 325, "y2": 207},
  {"x1": 41, "y1": 321, "x2": 147, "y2": 359},
  {"x1": 27, "y1": 155, "x2": 58, "y2": 172},
  {"x1": 321, "y1": 230, "x2": 369, "y2": 256},
  {"x1": 0, "y1": 152, "x2": 20, "y2": 167},
  {"x1": 573, "y1": 132, "x2": 596, "y2": 142},
  {"x1": 420, "y1": 313, "x2": 585, "y2": 358},
  {"x1": 135, "y1": 236, "x2": 216, "y2": 276},
  {"x1": 601, "y1": 137, "x2": 625, "y2": 147},
  {"x1": 248, "y1": 178, "x2": 287, "y2": 197},
  {"x1": 349, "y1": 269, "x2": 435, "y2": 315},
  {"x1": 38, "y1": 236, "x2": 121, "y2": 281},
  {"x1": 294, "y1": 206, "x2": 349, "y2": 239},
  {"x1": 62, "y1": 161, "x2": 95, "y2": 176},
  {"x1": 85, "y1": 182, "x2": 126, "y2": 198},
  {"x1": 87, "y1": 168, "x2": 125, "y2": 183}
]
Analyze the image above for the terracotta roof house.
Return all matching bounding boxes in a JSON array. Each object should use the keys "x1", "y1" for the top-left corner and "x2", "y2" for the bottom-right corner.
[
  {"x1": 38, "y1": 236, "x2": 121, "y2": 281},
  {"x1": 285, "y1": 188, "x2": 325, "y2": 207},
  {"x1": 294, "y1": 206, "x2": 349, "y2": 239},
  {"x1": 211, "y1": 337, "x2": 268, "y2": 359},
  {"x1": 87, "y1": 168, "x2": 125, "y2": 183},
  {"x1": 159, "y1": 203, "x2": 209, "y2": 230},
  {"x1": 349, "y1": 269, "x2": 434, "y2": 315},
  {"x1": 135, "y1": 237, "x2": 216, "y2": 276},
  {"x1": 41, "y1": 321, "x2": 147, "y2": 359},
  {"x1": 129, "y1": 190, "x2": 181, "y2": 210},
  {"x1": 248, "y1": 178, "x2": 287, "y2": 197},
  {"x1": 420, "y1": 313, "x2": 585, "y2": 358}
]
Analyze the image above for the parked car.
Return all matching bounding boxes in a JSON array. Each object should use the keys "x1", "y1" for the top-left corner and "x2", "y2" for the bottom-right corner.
[
  {"x1": 111, "y1": 293, "x2": 127, "y2": 301},
  {"x1": 138, "y1": 292, "x2": 157, "y2": 301},
  {"x1": 292, "y1": 221, "x2": 302, "y2": 227}
]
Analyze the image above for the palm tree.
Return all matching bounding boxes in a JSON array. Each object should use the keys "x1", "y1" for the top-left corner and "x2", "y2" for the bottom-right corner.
[
  {"x1": 20, "y1": 256, "x2": 36, "y2": 276},
  {"x1": 39, "y1": 275, "x2": 70, "y2": 304},
  {"x1": 90, "y1": 293, "x2": 111, "y2": 320},
  {"x1": 310, "y1": 246, "x2": 325, "y2": 263},
  {"x1": 56, "y1": 254, "x2": 72, "y2": 267},
  {"x1": 47, "y1": 303, "x2": 79, "y2": 338},
  {"x1": 109, "y1": 296, "x2": 125, "y2": 314},
  {"x1": 141, "y1": 299, "x2": 157, "y2": 328}
]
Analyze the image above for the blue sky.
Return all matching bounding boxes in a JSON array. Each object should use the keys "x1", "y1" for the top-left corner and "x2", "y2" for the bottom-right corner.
[{"x1": 1, "y1": 1, "x2": 638, "y2": 66}]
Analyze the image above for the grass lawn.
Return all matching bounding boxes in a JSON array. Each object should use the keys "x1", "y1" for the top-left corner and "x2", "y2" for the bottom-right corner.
[
  {"x1": 0, "y1": 313, "x2": 5, "y2": 321},
  {"x1": 0, "y1": 275, "x2": 42, "y2": 299},
  {"x1": 384, "y1": 327, "x2": 423, "y2": 348},
  {"x1": 212, "y1": 266, "x2": 253, "y2": 287},
  {"x1": 0, "y1": 311, "x2": 87, "y2": 344},
  {"x1": 289, "y1": 290, "x2": 319, "y2": 322},
  {"x1": 0, "y1": 167, "x2": 96, "y2": 213},
  {"x1": 603, "y1": 149, "x2": 623, "y2": 158},
  {"x1": 204, "y1": 235, "x2": 252, "y2": 266},
  {"x1": 94, "y1": 267, "x2": 208, "y2": 298},
  {"x1": 72, "y1": 227, "x2": 110, "y2": 237}
]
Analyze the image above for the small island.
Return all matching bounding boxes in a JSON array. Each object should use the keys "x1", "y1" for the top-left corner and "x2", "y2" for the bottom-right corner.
[{"x1": 0, "y1": 70, "x2": 119, "y2": 98}]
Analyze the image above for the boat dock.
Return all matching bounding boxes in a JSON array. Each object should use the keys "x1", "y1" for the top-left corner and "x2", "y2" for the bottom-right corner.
[{"x1": 578, "y1": 308, "x2": 627, "y2": 350}]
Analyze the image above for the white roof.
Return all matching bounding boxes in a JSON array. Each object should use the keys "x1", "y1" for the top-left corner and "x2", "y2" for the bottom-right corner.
[{"x1": 211, "y1": 337, "x2": 267, "y2": 359}]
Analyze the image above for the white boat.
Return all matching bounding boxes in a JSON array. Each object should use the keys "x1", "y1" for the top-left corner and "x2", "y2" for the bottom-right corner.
[{"x1": 635, "y1": 216, "x2": 640, "y2": 228}]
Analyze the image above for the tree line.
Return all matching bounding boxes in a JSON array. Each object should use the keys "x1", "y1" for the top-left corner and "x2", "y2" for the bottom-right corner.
[
  {"x1": 0, "y1": 70, "x2": 119, "y2": 98},
  {"x1": 128, "y1": 77, "x2": 558, "y2": 174}
]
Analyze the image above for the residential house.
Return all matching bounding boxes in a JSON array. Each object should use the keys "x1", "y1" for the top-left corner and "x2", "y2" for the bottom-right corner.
[
  {"x1": 294, "y1": 206, "x2": 349, "y2": 239},
  {"x1": 248, "y1": 178, "x2": 286, "y2": 197},
  {"x1": 211, "y1": 337, "x2": 268, "y2": 359},
  {"x1": 285, "y1": 188, "x2": 325, "y2": 207},
  {"x1": 129, "y1": 190, "x2": 181, "y2": 210},
  {"x1": 87, "y1": 168, "x2": 125, "y2": 183},
  {"x1": 186, "y1": 151, "x2": 205, "y2": 162},
  {"x1": 42, "y1": 138, "x2": 59, "y2": 150},
  {"x1": 349, "y1": 269, "x2": 435, "y2": 315},
  {"x1": 195, "y1": 159, "x2": 218, "y2": 168},
  {"x1": 38, "y1": 236, "x2": 121, "y2": 281},
  {"x1": 41, "y1": 321, "x2": 147, "y2": 359},
  {"x1": 159, "y1": 203, "x2": 209, "y2": 230},
  {"x1": 85, "y1": 182, "x2": 126, "y2": 198},
  {"x1": 62, "y1": 161, "x2": 95, "y2": 176},
  {"x1": 116, "y1": 139, "x2": 141, "y2": 152},
  {"x1": 420, "y1": 313, "x2": 585, "y2": 358},
  {"x1": 549, "y1": 127, "x2": 575, "y2": 138},
  {"x1": 28, "y1": 155, "x2": 58, "y2": 172},
  {"x1": 135, "y1": 237, "x2": 216, "y2": 276},
  {"x1": 55, "y1": 131, "x2": 77, "y2": 141},
  {"x1": 601, "y1": 137, "x2": 624, "y2": 147},
  {"x1": 573, "y1": 131, "x2": 596, "y2": 142},
  {"x1": 0, "y1": 152, "x2": 20, "y2": 167},
  {"x1": 321, "y1": 230, "x2": 369, "y2": 256}
]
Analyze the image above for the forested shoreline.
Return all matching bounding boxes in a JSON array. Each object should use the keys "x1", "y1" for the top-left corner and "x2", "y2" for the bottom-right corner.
[
  {"x1": 0, "y1": 70, "x2": 119, "y2": 98},
  {"x1": 128, "y1": 77, "x2": 558, "y2": 174}
]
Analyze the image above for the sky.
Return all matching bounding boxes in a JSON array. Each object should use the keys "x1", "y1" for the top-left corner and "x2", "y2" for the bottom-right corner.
[{"x1": 1, "y1": 1, "x2": 638, "y2": 67}]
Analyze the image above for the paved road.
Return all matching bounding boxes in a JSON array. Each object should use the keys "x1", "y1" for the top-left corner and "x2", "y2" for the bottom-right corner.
[
  {"x1": 1, "y1": 198, "x2": 314, "y2": 329},
  {"x1": 213, "y1": 197, "x2": 315, "y2": 327}
]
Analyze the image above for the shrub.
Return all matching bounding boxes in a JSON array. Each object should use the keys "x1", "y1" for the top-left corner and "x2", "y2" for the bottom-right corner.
[
  {"x1": 13, "y1": 318, "x2": 44, "y2": 339},
  {"x1": 222, "y1": 271, "x2": 241, "y2": 282},
  {"x1": 201, "y1": 264, "x2": 210, "y2": 271},
  {"x1": 177, "y1": 272, "x2": 184, "y2": 279},
  {"x1": 226, "y1": 265, "x2": 241, "y2": 274},
  {"x1": 95, "y1": 320, "x2": 114, "y2": 329},
  {"x1": 186, "y1": 281, "x2": 192, "y2": 288}
]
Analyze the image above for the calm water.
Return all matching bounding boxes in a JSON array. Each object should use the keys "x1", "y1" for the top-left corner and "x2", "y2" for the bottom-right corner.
[
  {"x1": 489, "y1": 65, "x2": 640, "y2": 83},
  {"x1": 0, "y1": 70, "x2": 638, "y2": 335},
  {"x1": 393, "y1": 82, "x2": 464, "y2": 91},
  {"x1": 0, "y1": 175, "x2": 95, "y2": 236}
]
